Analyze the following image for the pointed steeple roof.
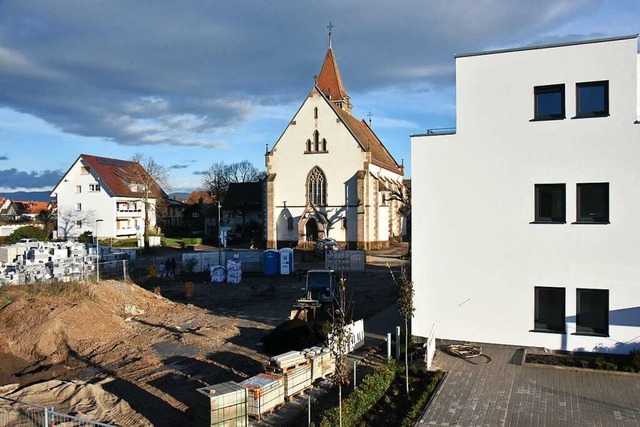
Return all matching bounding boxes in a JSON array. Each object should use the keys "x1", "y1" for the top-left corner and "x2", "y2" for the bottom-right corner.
[{"x1": 317, "y1": 47, "x2": 352, "y2": 113}]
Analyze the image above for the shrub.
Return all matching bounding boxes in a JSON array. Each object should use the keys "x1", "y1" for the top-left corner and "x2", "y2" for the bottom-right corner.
[
  {"x1": 6, "y1": 226, "x2": 47, "y2": 244},
  {"x1": 627, "y1": 350, "x2": 640, "y2": 372},
  {"x1": 182, "y1": 237, "x2": 202, "y2": 245},
  {"x1": 401, "y1": 370, "x2": 445, "y2": 427},
  {"x1": 77, "y1": 230, "x2": 94, "y2": 243},
  {"x1": 595, "y1": 357, "x2": 618, "y2": 371},
  {"x1": 319, "y1": 360, "x2": 397, "y2": 427}
]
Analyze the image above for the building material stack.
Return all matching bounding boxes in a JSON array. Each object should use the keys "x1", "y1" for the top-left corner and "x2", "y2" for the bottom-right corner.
[
  {"x1": 303, "y1": 346, "x2": 334, "y2": 381},
  {"x1": 239, "y1": 373, "x2": 285, "y2": 420},
  {"x1": 195, "y1": 382, "x2": 248, "y2": 427},
  {"x1": 210, "y1": 265, "x2": 226, "y2": 283},
  {"x1": 266, "y1": 351, "x2": 312, "y2": 400},
  {"x1": 226, "y1": 259, "x2": 242, "y2": 284}
]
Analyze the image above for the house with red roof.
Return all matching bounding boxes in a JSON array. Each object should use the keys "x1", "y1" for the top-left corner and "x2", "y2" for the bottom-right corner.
[
  {"x1": 51, "y1": 154, "x2": 166, "y2": 239},
  {"x1": 265, "y1": 39, "x2": 406, "y2": 249}
]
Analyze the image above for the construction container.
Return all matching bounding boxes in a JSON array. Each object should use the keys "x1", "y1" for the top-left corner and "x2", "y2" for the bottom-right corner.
[
  {"x1": 240, "y1": 373, "x2": 285, "y2": 420},
  {"x1": 195, "y1": 382, "x2": 248, "y2": 427}
]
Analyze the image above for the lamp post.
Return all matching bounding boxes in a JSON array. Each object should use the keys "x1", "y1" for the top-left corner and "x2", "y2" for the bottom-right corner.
[
  {"x1": 217, "y1": 201, "x2": 221, "y2": 265},
  {"x1": 95, "y1": 219, "x2": 103, "y2": 282}
]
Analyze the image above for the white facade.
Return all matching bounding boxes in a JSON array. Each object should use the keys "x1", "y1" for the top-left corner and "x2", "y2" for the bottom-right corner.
[
  {"x1": 51, "y1": 156, "x2": 157, "y2": 239},
  {"x1": 265, "y1": 46, "x2": 404, "y2": 249},
  {"x1": 411, "y1": 35, "x2": 640, "y2": 353}
]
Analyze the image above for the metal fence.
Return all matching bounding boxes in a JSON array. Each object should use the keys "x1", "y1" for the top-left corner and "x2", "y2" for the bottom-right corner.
[
  {"x1": 0, "y1": 395, "x2": 115, "y2": 427},
  {"x1": 325, "y1": 250, "x2": 366, "y2": 271}
]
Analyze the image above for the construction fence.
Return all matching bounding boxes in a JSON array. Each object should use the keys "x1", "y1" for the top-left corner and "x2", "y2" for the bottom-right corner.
[{"x1": 0, "y1": 395, "x2": 114, "y2": 427}]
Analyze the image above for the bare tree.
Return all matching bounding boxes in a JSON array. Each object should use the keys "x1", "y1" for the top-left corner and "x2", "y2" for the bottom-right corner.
[
  {"x1": 131, "y1": 153, "x2": 169, "y2": 250},
  {"x1": 389, "y1": 263, "x2": 415, "y2": 396},
  {"x1": 328, "y1": 275, "x2": 350, "y2": 427},
  {"x1": 201, "y1": 160, "x2": 263, "y2": 202},
  {"x1": 386, "y1": 181, "x2": 411, "y2": 254},
  {"x1": 36, "y1": 208, "x2": 56, "y2": 241}
]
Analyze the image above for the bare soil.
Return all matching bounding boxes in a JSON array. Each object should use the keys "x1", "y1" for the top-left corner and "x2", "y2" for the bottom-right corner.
[{"x1": 0, "y1": 256, "x2": 400, "y2": 426}]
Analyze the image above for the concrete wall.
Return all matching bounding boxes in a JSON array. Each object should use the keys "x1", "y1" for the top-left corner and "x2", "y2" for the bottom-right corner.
[{"x1": 411, "y1": 36, "x2": 640, "y2": 353}]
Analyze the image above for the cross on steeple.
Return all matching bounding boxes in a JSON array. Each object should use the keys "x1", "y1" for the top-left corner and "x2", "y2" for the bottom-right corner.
[
  {"x1": 367, "y1": 112, "x2": 373, "y2": 126},
  {"x1": 327, "y1": 22, "x2": 334, "y2": 47}
]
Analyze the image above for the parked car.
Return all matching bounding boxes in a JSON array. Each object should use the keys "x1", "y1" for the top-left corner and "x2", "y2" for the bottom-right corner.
[{"x1": 314, "y1": 238, "x2": 340, "y2": 259}]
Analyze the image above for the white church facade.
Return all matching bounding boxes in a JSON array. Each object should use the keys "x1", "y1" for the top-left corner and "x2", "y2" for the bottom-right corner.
[{"x1": 265, "y1": 42, "x2": 405, "y2": 249}]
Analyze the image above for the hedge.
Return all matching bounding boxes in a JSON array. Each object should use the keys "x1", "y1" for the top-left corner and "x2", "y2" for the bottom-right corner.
[
  {"x1": 401, "y1": 370, "x2": 445, "y2": 427},
  {"x1": 319, "y1": 360, "x2": 397, "y2": 427}
]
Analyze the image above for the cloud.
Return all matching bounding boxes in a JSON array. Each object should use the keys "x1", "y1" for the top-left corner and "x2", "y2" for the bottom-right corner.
[
  {"x1": 0, "y1": 0, "x2": 596, "y2": 150},
  {"x1": 0, "y1": 168, "x2": 62, "y2": 190},
  {"x1": 193, "y1": 170, "x2": 208, "y2": 175},
  {"x1": 169, "y1": 164, "x2": 188, "y2": 170},
  {"x1": 0, "y1": 155, "x2": 8, "y2": 161}
]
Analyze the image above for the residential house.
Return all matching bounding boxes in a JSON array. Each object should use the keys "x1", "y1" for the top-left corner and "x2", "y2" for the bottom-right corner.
[
  {"x1": 265, "y1": 39, "x2": 405, "y2": 249},
  {"x1": 0, "y1": 198, "x2": 18, "y2": 221},
  {"x1": 51, "y1": 154, "x2": 166, "y2": 239},
  {"x1": 13, "y1": 201, "x2": 50, "y2": 221},
  {"x1": 411, "y1": 35, "x2": 640, "y2": 353},
  {"x1": 221, "y1": 181, "x2": 264, "y2": 238},
  {"x1": 182, "y1": 190, "x2": 217, "y2": 236},
  {"x1": 162, "y1": 198, "x2": 186, "y2": 228}
]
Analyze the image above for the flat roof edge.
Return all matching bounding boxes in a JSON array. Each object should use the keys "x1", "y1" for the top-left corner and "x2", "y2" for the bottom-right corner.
[
  {"x1": 410, "y1": 131, "x2": 457, "y2": 138},
  {"x1": 455, "y1": 34, "x2": 639, "y2": 59}
]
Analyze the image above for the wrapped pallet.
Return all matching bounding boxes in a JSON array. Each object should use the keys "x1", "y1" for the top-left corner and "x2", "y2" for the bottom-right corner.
[
  {"x1": 195, "y1": 382, "x2": 248, "y2": 427},
  {"x1": 280, "y1": 362, "x2": 312, "y2": 400},
  {"x1": 239, "y1": 373, "x2": 285, "y2": 420}
]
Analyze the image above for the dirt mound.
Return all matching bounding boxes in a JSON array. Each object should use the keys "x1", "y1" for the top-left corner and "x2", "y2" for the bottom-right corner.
[
  {"x1": 2, "y1": 379, "x2": 151, "y2": 426},
  {"x1": 0, "y1": 281, "x2": 238, "y2": 366}
]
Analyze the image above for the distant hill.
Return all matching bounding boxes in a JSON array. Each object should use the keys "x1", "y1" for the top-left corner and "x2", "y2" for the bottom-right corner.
[
  {"x1": 169, "y1": 192, "x2": 191, "y2": 201},
  {"x1": 0, "y1": 191, "x2": 51, "y2": 202}
]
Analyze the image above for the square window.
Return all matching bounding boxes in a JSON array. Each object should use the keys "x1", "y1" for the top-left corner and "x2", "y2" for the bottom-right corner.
[
  {"x1": 534, "y1": 184, "x2": 565, "y2": 223},
  {"x1": 576, "y1": 183, "x2": 609, "y2": 223},
  {"x1": 534, "y1": 287, "x2": 565, "y2": 333},
  {"x1": 75, "y1": 220, "x2": 82, "y2": 228},
  {"x1": 576, "y1": 81, "x2": 609, "y2": 117},
  {"x1": 576, "y1": 289, "x2": 609, "y2": 336},
  {"x1": 75, "y1": 185, "x2": 81, "y2": 193},
  {"x1": 75, "y1": 203, "x2": 82, "y2": 211},
  {"x1": 534, "y1": 84, "x2": 565, "y2": 120}
]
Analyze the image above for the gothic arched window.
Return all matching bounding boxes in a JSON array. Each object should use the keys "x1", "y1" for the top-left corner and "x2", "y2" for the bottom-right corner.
[
  {"x1": 306, "y1": 139, "x2": 312, "y2": 152},
  {"x1": 307, "y1": 167, "x2": 327, "y2": 206},
  {"x1": 314, "y1": 107, "x2": 318, "y2": 119},
  {"x1": 313, "y1": 130, "x2": 320, "y2": 152},
  {"x1": 321, "y1": 138, "x2": 327, "y2": 152}
]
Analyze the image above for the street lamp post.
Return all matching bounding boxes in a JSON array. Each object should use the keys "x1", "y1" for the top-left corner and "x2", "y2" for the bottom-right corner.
[
  {"x1": 95, "y1": 219, "x2": 103, "y2": 282},
  {"x1": 217, "y1": 201, "x2": 221, "y2": 265}
]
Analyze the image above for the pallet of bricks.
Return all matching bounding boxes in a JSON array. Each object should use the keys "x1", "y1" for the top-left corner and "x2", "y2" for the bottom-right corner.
[
  {"x1": 302, "y1": 346, "x2": 335, "y2": 381},
  {"x1": 265, "y1": 351, "x2": 312, "y2": 401},
  {"x1": 239, "y1": 373, "x2": 285, "y2": 420},
  {"x1": 195, "y1": 381, "x2": 249, "y2": 427}
]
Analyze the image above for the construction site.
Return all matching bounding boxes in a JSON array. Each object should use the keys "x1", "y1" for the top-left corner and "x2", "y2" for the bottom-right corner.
[{"x1": 0, "y1": 244, "x2": 408, "y2": 426}]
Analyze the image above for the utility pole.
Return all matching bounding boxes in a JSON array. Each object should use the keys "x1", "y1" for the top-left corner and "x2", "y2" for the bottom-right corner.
[
  {"x1": 95, "y1": 219, "x2": 103, "y2": 282},
  {"x1": 217, "y1": 201, "x2": 222, "y2": 265}
]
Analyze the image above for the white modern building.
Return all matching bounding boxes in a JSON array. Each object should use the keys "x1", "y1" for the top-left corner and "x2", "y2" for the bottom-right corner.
[
  {"x1": 265, "y1": 40, "x2": 405, "y2": 249},
  {"x1": 51, "y1": 154, "x2": 165, "y2": 239},
  {"x1": 411, "y1": 35, "x2": 640, "y2": 353}
]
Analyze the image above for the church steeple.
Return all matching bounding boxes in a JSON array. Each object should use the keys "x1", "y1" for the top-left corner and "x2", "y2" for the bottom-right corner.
[{"x1": 316, "y1": 25, "x2": 352, "y2": 113}]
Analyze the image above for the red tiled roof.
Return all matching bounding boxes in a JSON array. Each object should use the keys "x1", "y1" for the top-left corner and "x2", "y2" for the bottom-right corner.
[
  {"x1": 317, "y1": 47, "x2": 349, "y2": 103},
  {"x1": 13, "y1": 201, "x2": 49, "y2": 215},
  {"x1": 330, "y1": 105, "x2": 403, "y2": 175},
  {"x1": 80, "y1": 154, "x2": 166, "y2": 198},
  {"x1": 185, "y1": 190, "x2": 215, "y2": 205}
]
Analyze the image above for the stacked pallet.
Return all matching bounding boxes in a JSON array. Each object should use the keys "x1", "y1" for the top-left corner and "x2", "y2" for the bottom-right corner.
[
  {"x1": 239, "y1": 373, "x2": 285, "y2": 420},
  {"x1": 195, "y1": 382, "x2": 248, "y2": 427},
  {"x1": 266, "y1": 351, "x2": 312, "y2": 401},
  {"x1": 303, "y1": 346, "x2": 334, "y2": 381}
]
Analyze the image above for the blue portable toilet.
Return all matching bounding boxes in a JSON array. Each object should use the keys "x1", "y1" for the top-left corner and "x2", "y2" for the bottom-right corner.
[
  {"x1": 263, "y1": 249, "x2": 280, "y2": 275},
  {"x1": 278, "y1": 248, "x2": 294, "y2": 275}
]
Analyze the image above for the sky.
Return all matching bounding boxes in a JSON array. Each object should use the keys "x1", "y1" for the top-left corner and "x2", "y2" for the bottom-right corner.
[{"x1": 0, "y1": 0, "x2": 638, "y2": 194}]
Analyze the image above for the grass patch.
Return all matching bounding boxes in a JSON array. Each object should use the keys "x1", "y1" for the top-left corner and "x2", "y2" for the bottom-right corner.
[{"x1": 0, "y1": 282, "x2": 97, "y2": 303}]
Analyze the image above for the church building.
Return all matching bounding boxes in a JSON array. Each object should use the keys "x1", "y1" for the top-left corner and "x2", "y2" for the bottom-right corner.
[{"x1": 265, "y1": 38, "x2": 405, "y2": 249}]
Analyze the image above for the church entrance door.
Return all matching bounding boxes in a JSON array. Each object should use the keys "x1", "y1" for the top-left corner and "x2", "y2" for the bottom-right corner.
[{"x1": 305, "y1": 218, "x2": 319, "y2": 241}]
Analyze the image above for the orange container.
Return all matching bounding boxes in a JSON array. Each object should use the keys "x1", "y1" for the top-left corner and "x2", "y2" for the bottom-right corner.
[{"x1": 185, "y1": 282, "x2": 194, "y2": 298}]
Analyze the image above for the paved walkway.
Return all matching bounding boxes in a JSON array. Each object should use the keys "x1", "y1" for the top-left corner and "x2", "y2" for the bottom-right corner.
[{"x1": 419, "y1": 343, "x2": 640, "y2": 426}]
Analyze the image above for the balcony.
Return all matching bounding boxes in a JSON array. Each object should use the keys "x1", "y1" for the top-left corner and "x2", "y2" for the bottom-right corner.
[{"x1": 116, "y1": 227, "x2": 139, "y2": 236}]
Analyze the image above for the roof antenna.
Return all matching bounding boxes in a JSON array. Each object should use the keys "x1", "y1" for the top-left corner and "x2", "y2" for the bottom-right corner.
[
  {"x1": 327, "y1": 22, "x2": 334, "y2": 48},
  {"x1": 367, "y1": 112, "x2": 373, "y2": 127},
  {"x1": 314, "y1": 74, "x2": 319, "y2": 85},
  {"x1": 265, "y1": 143, "x2": 269, "y2": 155}
]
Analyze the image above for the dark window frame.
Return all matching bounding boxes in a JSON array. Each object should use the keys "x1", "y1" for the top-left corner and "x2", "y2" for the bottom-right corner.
[
  {"x1": 532, "y1": 286, "x2": 566, "y2": 334},
  {"x1": 532, "y1": 183, "x2": 566, "y2": 224},
  {"x1": 533, "y1": 84, "x2": 565, "y2": 121},
  {"x1": 575, "y1": 80, "x2": 609, "y2": 118},
  {"x1": 575, "y1": 288, "x2": 609, "y2": 337},
  {"x1": 575, "y1": 182, "x2": 609, "y2": 224}
]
